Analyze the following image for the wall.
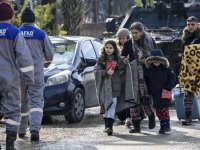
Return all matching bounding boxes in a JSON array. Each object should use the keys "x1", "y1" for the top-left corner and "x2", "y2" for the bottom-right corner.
[{"x1": 80, "y1": 23, "x2": 106, "y2": 39}]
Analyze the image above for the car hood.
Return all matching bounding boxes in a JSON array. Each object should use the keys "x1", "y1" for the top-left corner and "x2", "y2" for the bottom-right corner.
[{"x1": 44, "y1": 64, "x2": 72, "y2": 77}]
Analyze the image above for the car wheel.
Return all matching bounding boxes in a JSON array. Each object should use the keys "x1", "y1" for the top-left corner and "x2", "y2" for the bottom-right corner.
[{"x1": 65, "y1": 88, "x2": 85, "y2": 123}]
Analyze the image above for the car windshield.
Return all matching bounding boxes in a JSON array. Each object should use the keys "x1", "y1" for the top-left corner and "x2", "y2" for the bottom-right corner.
[{"x1": 51, "y1": 40, "x2": 77, "y2": 65}]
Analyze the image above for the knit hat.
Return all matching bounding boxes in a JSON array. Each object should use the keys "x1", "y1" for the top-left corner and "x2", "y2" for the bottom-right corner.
[
  {"x1": 116, "y1": 28, "x2": 130, "y2": 38},
  {"x1": 21, "y1": 7, "x2": 35, "y2": 23},
  {"x1": 145, "y1": 49, "x2": 169, "y2": 68},
  {"x1": 0, "y1": 2, "x2": 14, "y2": 21}
]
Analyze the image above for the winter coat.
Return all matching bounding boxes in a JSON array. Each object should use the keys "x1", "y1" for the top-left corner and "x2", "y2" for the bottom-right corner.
[
  {"x1": 145, "y1": 50, "x2": 176, "y2": 108},
  {"x1": 125, "y1": 60, "x2": 148, "y2": 104},
  {"x1": 96, "y1": 55, "x2": 126, "y2": 97},
  {"x1": 0, "y1": 23, "x2": 34, "y2": 93},
  {"x1": 182, "y1": 24, "x2": 200, "y2": 46},
  {"x1": 179, "y1": 44, "x2": 200, "y2": 96},
  {"x1": 95, "y1": 55, "x2": 132, "y2": 114},
  {"x1": 180, "y1": 25, "x2": 200, "y2": 96},
  {"x1": 19, "y1": 24, "x2": 54, "y2": 80}
]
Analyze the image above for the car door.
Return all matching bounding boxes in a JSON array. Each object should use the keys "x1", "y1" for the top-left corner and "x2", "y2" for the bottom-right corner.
[{"x1": 80, "y1": 40, "x2": 98, "y2": 107}]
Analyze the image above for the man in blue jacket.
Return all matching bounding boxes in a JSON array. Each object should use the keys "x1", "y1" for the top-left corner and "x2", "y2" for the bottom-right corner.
[
  {"x1": 18, "y1": 7, "x2": 54, "y2": 142},
  {"x1": 0, "y1": 2, "x2": 34, "y2": 149}
]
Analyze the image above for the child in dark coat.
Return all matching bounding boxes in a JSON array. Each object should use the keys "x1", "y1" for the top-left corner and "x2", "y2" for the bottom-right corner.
[
  {"x1": 145, "y1": 49, "x2": 176, "y2": 134},
  {"x1": 95, "y1": 40, "x2": 126, "y2": 136}
]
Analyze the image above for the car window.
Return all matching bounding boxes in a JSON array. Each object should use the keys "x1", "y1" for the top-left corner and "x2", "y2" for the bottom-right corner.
[
  {"x1": 51, "y1": 41, "x2": 76, "y2": 65},
  {"x1": 81, "y1": 40, "x2": 96, "y2": 59},
  {"x1": 92, "y1": 40, "x2": 102, "y2": 56}
]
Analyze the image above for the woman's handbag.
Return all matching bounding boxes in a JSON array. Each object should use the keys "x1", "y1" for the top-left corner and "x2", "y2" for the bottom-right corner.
[{"x1": 162, "y1": 89, "x2": 172, "y2": 100}]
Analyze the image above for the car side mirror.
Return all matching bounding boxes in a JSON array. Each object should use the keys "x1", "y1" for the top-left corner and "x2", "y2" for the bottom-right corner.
[
  {"x1": 80, "y1": 57, "x2": 97, "y2": 67},
  {"x1": 77, "y1": 58, "x2": 97, "y2": 73},
  {"x1": 85, "y1": 58, "x2": 97, "y2": 66}
]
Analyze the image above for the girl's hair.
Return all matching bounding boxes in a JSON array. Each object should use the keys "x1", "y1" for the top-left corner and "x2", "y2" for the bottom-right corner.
[
  {"x1": 130, "y1": 22, "x2": 145, "y2": 32},
  {"x1": 116, "y1": 28, "x2": 130, "y2": 39},
  {"x1": 101, "y1": 40, "x2": 119, "y2": 60}
]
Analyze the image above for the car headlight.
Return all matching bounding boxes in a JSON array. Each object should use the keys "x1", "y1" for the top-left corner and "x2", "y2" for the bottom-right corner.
[{"x1": 46, "y1": 70, "x2": 71, "y2": 86}]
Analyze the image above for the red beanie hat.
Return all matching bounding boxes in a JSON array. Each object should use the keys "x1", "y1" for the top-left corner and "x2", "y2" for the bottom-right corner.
[{"x1": 0, "y1": 2, "x2": 14, "y2": 21}]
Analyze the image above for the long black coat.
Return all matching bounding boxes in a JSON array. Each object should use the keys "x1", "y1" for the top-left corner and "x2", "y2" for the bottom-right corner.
[{"x1": 145, "y1": 62, "x2": 176, "y2": 108}]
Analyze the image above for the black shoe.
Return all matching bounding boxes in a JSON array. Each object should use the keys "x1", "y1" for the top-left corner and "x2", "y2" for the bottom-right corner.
[
  {"x1": 164, "y1": 126, "x2": 171, "y2": 133},
  {"x1": 129, "y1": 127, "x2": 141, "y2": 133},
  {"x1": 129, "y1": 120, "x2": 141, "y2": 133},
  {"x1": 182, "y1": 111, "x2": 192, "y2": 126},
  {"x1": 159, "y1": 120, "x2": 171, "y2": 134},
  {"x1": 182, "y1": 119, "x2": 192, "y2": 126},
  {"x1": 18, "y1": 133, "x2": 26, "y2": 138},
  {"x1": 159, "y1": 127, "x2": 165, "y2": 134},
  {"x1": 104, "y1": 128, "x2": 113, "y2": 136},
  {"x1": 148, "y1": 114, "x2": 155, "y2": 129},
  {"x1": 30, "y1": 130, "x2": 39, "y2": 142},
  {"x1": 6, "y1": 131, "x2": 17, "y2": 150}
]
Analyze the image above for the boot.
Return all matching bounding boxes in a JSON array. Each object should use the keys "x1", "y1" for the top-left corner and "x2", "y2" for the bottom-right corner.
[
  {"x1": 148, "y1": 113, "x2": 155, "y2": 129},
  {"x1": 164, "y1": 120, "x2": 171, "y2": 133},
  {"x1": 159, "y1": 120, "x2": 171, "y2": 134},
  {"x1": 182, "y1": 111, "x2": 192, "y2": 126},
  {"x1": 6, "y1": 131, "x2": 17, "y2": 150},
  {"x1": 30, "y1": 130, "x2": 39, "y2": 142},
  {"x1": 107, "y1": 118, "x2": 114, "y2": 136},
  {"x1": 104, "y1": 118, "x2": 114, "y2": 136},
  {"x1": 129, "y1": 120, "x2": 141, "y2": 133},
  {"x1": 159, "y1": 120, "x2": 165, "y2": 134},
  {"x1": 103, "y1": 118, "x2": 110, "y2": 133}
]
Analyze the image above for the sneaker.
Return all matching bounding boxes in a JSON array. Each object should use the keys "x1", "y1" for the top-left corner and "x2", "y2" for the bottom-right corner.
[
  {"x1": 30, "y1": 130, "x2": 39, "y2": 142},
  {"x1": 125, "y1": 117, "x2": 132, "y2": 127}
]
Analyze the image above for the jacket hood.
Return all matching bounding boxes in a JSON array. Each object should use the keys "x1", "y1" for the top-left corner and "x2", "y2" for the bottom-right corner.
[{"x1": 145, "y1": 49, "x2": 169, "y2": 68}]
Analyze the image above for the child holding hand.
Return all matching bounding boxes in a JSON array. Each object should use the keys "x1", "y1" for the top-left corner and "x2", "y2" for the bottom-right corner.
[{"x1": 145, "y1": 49, "x2": 176, "y2": 134}]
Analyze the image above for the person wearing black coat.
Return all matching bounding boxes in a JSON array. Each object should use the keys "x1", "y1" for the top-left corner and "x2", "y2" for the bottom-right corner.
[
  {"x1": 121, "y1": 22, "x2": 157, "y2": 133},
  {"x1": 145, "y1": 49, "x2": 176, "y2": 134}
]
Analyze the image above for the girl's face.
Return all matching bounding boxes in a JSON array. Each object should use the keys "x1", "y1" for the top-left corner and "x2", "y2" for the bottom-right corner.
[
  {"x1": 118, "y1": 36, "x2": 128, "y2": 46},
  {"x1": 153, "y1": 61, "x2": 161, "y2": 66},
  {"x1": 105, "y1": 43, "x2": 115, "y2": 55}
]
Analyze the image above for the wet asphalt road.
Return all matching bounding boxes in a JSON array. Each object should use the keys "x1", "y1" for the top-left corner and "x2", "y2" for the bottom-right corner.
[{"x1": 1, "y1": 106, "x2": 200, "y2": 150}]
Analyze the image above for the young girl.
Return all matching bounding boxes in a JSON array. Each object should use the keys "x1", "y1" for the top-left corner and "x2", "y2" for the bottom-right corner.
[
  {"x1": 116, "y1": 28, "x2": 133, "y2": 126},
  {"x1": 116, "y1": 28, "x2": 130, "y2": 51},
  {"x1": 145, "y1": 49, "x2": 176, "y2": 134},
  {"x1": 95, "y1": 40, "x2": 126, "y2": 135}
]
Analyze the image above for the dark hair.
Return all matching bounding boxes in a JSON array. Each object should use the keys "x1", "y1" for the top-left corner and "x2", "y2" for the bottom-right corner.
[
  {"x1": 130, "y1": 22, "x2": 145, "y2": 32},
  {"x1": 187, "y1": 16, "x2": 198, "y2": 22},
  {"x1": 101, "y1": 40, "x2": 119, "y2": 61}
]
